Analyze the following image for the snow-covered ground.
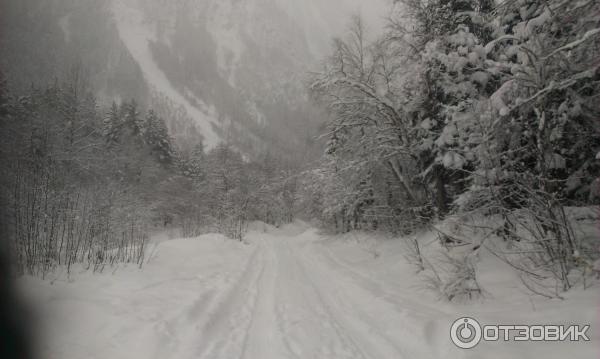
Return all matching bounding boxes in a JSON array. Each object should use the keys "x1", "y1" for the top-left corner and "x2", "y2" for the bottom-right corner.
[{"x1": 20, "y1": 223, "x2": 599, "y2": 359}]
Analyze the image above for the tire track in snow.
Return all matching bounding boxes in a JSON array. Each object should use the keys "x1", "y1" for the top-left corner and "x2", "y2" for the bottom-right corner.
[
  {"x1": 296, "y1": 246, "x2": 401, "y2": 359},
  {"x1": 315, "y1": 241, "x2": 448, "y2": 316},
  {"x1": 239, "y1": 238, "x2": 291, "y2": 359},
  {"x1": 151, "y1": 242, "x2": 262, "y2": 359},
  {"x1": 272, "y1": 238, "x2": 371, "y2": 359},
  {"x1": 311, "y1": 241, "x2": 453, "y2": 353},
  {"x1": 195, "y1": 239, "x2": 285, "y2": 359},
  {"x1": 298, "y1": 241, "x2": 437, "y2": 359},
  {"x1": 147, "y1": 272, "x2": 223, "y2": 359}
]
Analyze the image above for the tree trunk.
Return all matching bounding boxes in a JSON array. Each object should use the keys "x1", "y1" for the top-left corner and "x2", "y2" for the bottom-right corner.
[
  {"x1": 388, "y1": 160, "x2": 418, "y2": 203},
  {"x1": 433, "y1": 165, "x2": 448, "y2": 217}
]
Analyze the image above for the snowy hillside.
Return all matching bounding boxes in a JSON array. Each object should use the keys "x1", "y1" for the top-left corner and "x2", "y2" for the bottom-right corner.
[
  {"x1": 109, "y1": 0, "x2": 388, "y2": 151},
  {"x1": 111, "y1": 0, "x2": 222, "y2": 149}
]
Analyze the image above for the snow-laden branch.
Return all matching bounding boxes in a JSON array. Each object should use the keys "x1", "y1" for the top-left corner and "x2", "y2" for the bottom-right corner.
[
  {"x1": 484, "y1": 35, "x2": 520, "y2": 54},
  {"x1": 315, "y1": 76, "x2": 403, "y2": 126},
  {"x1": 543, "y1": 28, "x2": 600, "y2": 60},
  {"x1": 517, "y1": 65, "x2": 599, "y2": 107}
]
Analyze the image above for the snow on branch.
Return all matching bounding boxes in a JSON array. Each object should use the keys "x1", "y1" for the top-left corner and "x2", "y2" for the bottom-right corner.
[
  {"x1": 516, "y1": 65, "x2": 599, "y2": 107},
  {"x1": 543, "y1": 28, "x2": 600, "y2": 60}
]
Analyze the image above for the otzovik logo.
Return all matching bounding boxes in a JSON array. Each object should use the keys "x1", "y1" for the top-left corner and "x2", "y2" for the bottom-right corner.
[
  {"x1": 450, "y1": 317, "x2": 591, "y2": 349},
  {"x1": 450, "y1": 317, "x2": 482, "y2": 349}
]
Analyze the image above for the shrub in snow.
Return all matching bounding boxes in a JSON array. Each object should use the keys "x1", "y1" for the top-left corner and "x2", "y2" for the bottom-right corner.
[{"x1": 425, "y1": 251, "x2": 483, "y2": 302}]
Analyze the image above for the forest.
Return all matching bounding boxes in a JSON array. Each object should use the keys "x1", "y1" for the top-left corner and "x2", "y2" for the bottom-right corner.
[
  {"x1": 0, "y1": 71, "x2": 301, "y2": 277},
  {"x1": 304, "y1": 0, "x2": 600, "y2": 297}
]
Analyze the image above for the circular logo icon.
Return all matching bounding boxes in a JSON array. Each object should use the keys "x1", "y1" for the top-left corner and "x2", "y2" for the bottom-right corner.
[{"x1": 450, "y1": 317, "x2": 482, "y2": 349}]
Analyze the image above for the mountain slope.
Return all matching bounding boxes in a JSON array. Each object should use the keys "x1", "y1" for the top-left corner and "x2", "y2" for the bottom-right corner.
[
  {"x1": 112, "y1": 0, "x2": 221, "y2": 149},
  {"x1": 1, "y1": 0, "x2": 388, "y2": 158},
  {"x1": 0, "y1": 0, "x2": 149, "y2": 104},
  {"x1": 110, "y1": 0, "x2": 389, "y2": 155}
]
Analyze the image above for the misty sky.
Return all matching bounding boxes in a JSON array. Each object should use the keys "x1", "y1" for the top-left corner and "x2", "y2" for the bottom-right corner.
[{"x1": 270, "y1": 0, "x2": 391, "y2": 56}]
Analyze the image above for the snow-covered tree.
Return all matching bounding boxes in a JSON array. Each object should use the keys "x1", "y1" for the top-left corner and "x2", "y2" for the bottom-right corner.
[
  {"x1": 309, "y1": 0, "x2": 599, "y2": 294},
  {"x1": 144, "y1": 109, "x2": 175, "y2": 164}
]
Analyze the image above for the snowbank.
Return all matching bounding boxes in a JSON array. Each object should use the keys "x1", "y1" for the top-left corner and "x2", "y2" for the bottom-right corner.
[{"x1": 19, "y1": 234, "x2": 253, "y2": 359}]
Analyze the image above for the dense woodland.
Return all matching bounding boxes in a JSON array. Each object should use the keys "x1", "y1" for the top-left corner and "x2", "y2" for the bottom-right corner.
[
  {"x1": 0, "y1": 72, "x2": 300, "y2": 277},
  {"x1": 303, "y1": 0, "x2": 600, "y2": 297},
  {"x1": 1, "y1": 0, "x2": 599, "y2": 299}
]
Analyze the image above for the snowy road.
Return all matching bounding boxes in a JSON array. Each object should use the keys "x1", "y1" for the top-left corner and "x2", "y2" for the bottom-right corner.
[
  {"x1": 194, "y1": 230, "x2": 436, "y2": 359},
  {"x1": 23, "y1": 225, "x2": 446, "y2": 359},
  {"x1": 23, "y1": 224, "x2": 598, "y2": 359}
]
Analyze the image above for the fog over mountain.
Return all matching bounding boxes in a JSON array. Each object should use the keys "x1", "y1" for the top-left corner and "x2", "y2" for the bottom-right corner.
[
  {"x1": 1, "y1": 0, "x2": 389, "y2": 158},
  {"x1": 111, "y1": 0, "x2": 388, "y2": 154}
]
